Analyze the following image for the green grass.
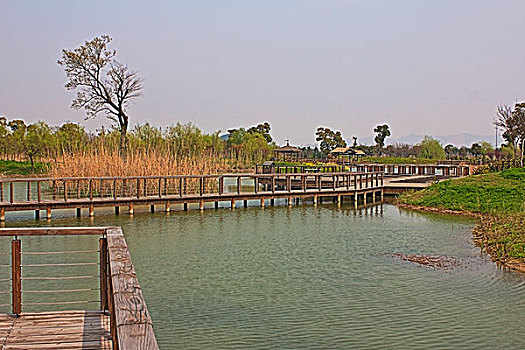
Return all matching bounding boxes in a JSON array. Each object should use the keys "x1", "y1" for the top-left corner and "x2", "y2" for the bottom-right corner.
[
  {"x1": 400, "y1": 171, "x2": 525, "y2": 214},
  {"x1": 0, "y1": 160, "x2": 47, "y2": 176},
  {"x1": 400, "y1": 169, "x2": 525, "y2": 261},
  {"x1": 359, "y1": 156, "x2": 437, "y2": 164}
]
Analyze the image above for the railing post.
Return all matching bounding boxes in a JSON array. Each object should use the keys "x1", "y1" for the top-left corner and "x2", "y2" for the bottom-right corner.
[
  {"x1": 122, "y1": 179, "x2": 127, "y2": 197},
  {"x1": 0, "y1": 182, "x2": 3, "y2": 202},
  {"x1": 254, "y1": 176, "x2": 258, "y2": 194},
  {"x1": 37, "y1": 181, "x2": 41, "y2": 203},
  {"x1": 12, "y1": 238, "x2": 21, "y2": 315},
  {"x1": 63, "y1": 181, "x2": 68, "y2": 202},
  {"x1": 52, "y1": 180, "x2": 57, "y2": 200},
  {"x1": 200, "y1": 177, "x2": 204, "y2": 196},
  {"x1": 237, "y1": 177, "x2": 241, "y2": 195},
  {"x1": 100, "y1": 237, "x2": 108, "y2": 311},
  {"x1": 219, "y1": 177, "x2": 224, "y2": 195},
  {"x1": 179, "y1": 178, "x2": 183, "y2": 197},
  {"x1": 27, "y1": 181, "x2": 31, "y2": 201},
  {"x1": 10, "y1": 182, "x2": 14, "y2": 204},
  {"x1": 159, "y1": 178, "x2": 163, "y2": 198},
  {"x1": 143, "y1": 179, "x2": 147, "y2": 197},
  {"x1": 114, "y1": 179, "x2": 118, "y2": 199},
  {"x1": 272, "y1": 176, "x2": 275, "y2": 193},
  {"x1": 136, "y1": 179, "x2": 141, "y2": 199},
  {"x1": 89, "y1": 179, "x2": 93, "y2": 200},
  {"x1": 77, "y1": 180, "x2": 81, "y2": 199}
]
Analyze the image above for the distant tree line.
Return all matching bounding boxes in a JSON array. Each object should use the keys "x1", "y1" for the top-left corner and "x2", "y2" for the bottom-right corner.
[{"x1": 0, "y1": 117, "x2": 277, "y2": 170}]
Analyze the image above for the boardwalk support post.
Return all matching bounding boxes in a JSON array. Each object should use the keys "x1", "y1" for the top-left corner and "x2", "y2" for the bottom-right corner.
[{"x1": 12, "y1": 239, "x2": 21, "y2": 315}]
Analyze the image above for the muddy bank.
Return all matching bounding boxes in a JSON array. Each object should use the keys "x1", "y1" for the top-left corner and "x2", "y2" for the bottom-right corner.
[{"x1": 396, "y1": 202, "x2": 525, "y2": 274}]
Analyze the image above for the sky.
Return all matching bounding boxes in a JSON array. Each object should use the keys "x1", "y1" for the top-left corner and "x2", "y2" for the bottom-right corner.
[{"x1": 1, "y1": 0, "x2": 525, "y2": 146}]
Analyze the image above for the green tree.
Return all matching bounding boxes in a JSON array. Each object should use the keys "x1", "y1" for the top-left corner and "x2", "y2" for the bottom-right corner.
[
  {"x1": 58, "y1": 35, "x2": 143, "y2": 156},
  {"x1": 0, "y1": 117, "x2": 10, "y2": 159},
  {"x1": 247, "y1": 122, "x2": 272, "y2": 143},
  {"x1": 418, "y1": 136, "x2": 445, "y2": 159},
  {"x1": 56, "y1": 122, "x2": 88, "y2": 155},
  {"x1": 7, "y1": 119, "x2": 27, "y2": 160},
  {"x1": 373, "y1": 124, "x2": 391, "y2": 152},
  {"x1": 24, "y1": 122, "x2": 53, "y2": 170},
  {"x1": 132, "y1": 123, "x2": 164, "y2": 153},
  {"x1": 444, "y1": 144, "x2": 458, "y2": 158},
  {"x1": 479, "y1": 141, "x2": 494, "y2": 158},
  {"x1": 470, "y1": 143, "x2": 482, "y2": 157},
  {"x1": 315, "y1": 127, "x2": 346, "y2": 154}
]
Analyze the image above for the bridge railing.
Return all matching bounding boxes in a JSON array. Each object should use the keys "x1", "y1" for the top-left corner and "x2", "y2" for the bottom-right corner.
[
  {"x1": 256, "y1": 163, "x2": 470, "y2": 177},
  {"x1": 0, "y1": 172, "x2": 384, "y2": 206},
  {"x1": 0, "y1": 226, "x2": 158, "y2": 349}
]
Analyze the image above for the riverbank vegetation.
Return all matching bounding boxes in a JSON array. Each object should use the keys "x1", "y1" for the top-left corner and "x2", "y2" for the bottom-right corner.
[{"x1": 399, "y1": 168, "x2": 525, "y2": 269}]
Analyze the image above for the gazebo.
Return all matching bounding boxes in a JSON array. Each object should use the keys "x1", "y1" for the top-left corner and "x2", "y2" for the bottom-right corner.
[
  {"x1": 330, "y1": 147, "x2": 365, "y2": 163},
  {"x1": 273, "y1": 141, "x2": 303, "y2": 161}
]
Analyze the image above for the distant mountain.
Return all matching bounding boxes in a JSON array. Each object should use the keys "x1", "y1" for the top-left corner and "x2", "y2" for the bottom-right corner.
[{"x1": 359, "y1": 133, "x2": 494, "y2": 147}]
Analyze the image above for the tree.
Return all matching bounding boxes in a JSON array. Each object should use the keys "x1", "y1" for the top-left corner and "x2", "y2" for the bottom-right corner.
[
  {"x1": 315, "y1": 127, "x2": 346, "y2": 154},
  {"x1": 58, "y1": 35, "x2": 143, "y2": 156},
  {"x1": 24, "y1": 122, "x2": 53, "y2": 170},
  {"x1": 418, "y1": 136, "x2": 445, "y2": 159},
  {"x1": 470, "y1": 142, "x2": 482, "y2": 157},
  {"x1": 352, "y1": 137, "x2": 358, "y2": 147},
  {"x1": 444, "y1": 144, "x2": 458, "y2": 159},
  {"x1": 495, "y1": 104, "x2": 525, "y2": 166},
  {"x1": 7, "y1": 120, "x2": 27, "y2": 160},
  {"x1": 374, "y1": 124, "x2": 391, "y2": 152},
  {"x1": 56, "y1": 122, "x2": 88, "y2": 155},
  {"x1": 247, "y1": 122, "x2": 272, "y2": 143}
]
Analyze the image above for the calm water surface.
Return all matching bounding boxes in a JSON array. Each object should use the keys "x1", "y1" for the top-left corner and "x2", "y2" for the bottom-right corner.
[{"x1": 1, "y1": 201, "x2": 524, "y2": 349}]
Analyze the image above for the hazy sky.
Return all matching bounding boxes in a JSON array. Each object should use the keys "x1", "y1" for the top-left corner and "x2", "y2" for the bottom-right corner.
[{"x1": 1, "y1": 0, "x2": 525, "y2": 146}]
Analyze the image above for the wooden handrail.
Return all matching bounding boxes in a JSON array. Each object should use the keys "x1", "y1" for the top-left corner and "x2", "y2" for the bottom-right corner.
[
  {"x1": 0, "y1": 227, "x2": 111, "y2": 236},
  {"x1": 106, "y1": 227, "x2": 159, "y2": 349}
]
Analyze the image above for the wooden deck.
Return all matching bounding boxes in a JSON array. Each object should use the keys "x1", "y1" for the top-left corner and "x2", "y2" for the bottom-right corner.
[
  {"x1": 0, "y1": 227, "x2": 158, "y2": 349},
  {"x1": 0, "y1": 310, "x2": 112, "y2": 349}
]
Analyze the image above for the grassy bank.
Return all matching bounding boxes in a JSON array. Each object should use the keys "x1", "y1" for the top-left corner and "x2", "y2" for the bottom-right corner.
[
  {"x1": 0, "y1": 160, "x2": 47, "y2": 176},
  {"x1": 399, "y1": 168, "x2": 525, "y2": 270}
]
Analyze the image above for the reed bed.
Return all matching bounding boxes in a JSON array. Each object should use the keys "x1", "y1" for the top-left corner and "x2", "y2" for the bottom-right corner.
[{"x1": 46, "y1": 149, "x2": 253, "y2": 196}]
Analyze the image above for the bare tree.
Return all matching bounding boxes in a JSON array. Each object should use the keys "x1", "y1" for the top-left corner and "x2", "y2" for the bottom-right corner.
[
  {"x1": 58, "y1": 35, "x2": 143, "y2": 156},
  {"x1": 495, "y1": 104, "x2": 525, "y2": 166}
]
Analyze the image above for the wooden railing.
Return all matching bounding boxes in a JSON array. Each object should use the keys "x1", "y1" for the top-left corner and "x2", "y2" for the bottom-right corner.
[
  {"x1": 256, "y1": 163, "x2": 470, "y2": 177},
  {"x1": 0, "y1": 227, "x2": 158, "y2": 349},
  {"x1": 0, "y1": 172, "x2": 384, "y2": 206}
]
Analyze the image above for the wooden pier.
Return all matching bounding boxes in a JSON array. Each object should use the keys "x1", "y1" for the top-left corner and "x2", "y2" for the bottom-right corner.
[
  {"x1": 0, "y1": 227, "x2": 158, "y2": 349},
  {"x1": 0, "y1": 172, "x2": 385, "y2": 221}
]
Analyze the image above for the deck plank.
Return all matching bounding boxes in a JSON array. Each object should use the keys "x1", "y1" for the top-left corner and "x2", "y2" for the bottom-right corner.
[{"x1": 2, "y1": 310, "x2": 112, "y2": 349}]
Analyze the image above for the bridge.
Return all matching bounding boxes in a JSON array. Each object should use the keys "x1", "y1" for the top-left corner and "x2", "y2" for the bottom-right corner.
[
  {"x1": 0, "y1": 165, "x2": 464, "y2": 221},
  {"x1": 0, "y1": 227, "x2": 158, "y2": 349}
]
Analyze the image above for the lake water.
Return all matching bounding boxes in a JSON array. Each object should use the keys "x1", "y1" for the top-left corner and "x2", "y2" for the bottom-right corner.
[{"x1": 1, "y1": 201, "x2": 524, "y2": 349}]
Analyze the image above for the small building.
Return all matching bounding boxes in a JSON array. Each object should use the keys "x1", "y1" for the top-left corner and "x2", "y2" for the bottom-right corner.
[
  {"x1": 330, "y1": 147, "x2": 365, "y2": 163},
  {"x1": 273, "y1": 141, "x2": 304, "y2": 161}
]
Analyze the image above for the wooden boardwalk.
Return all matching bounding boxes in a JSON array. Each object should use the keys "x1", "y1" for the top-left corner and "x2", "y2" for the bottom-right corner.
[
  {"x1": 0, "y1": 172, "x2": 385, "y2": 220},
  {"x1": 0, "y1": 227, "x2": 158, "y2": 349},
  {"x1": 0, "y1": 311, "x2": 112, "y2": 350}
]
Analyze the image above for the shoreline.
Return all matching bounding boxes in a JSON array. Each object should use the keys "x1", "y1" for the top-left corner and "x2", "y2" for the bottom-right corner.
[{"x1": 396, "y1": 201, "x2": 525, "y2": 274}]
